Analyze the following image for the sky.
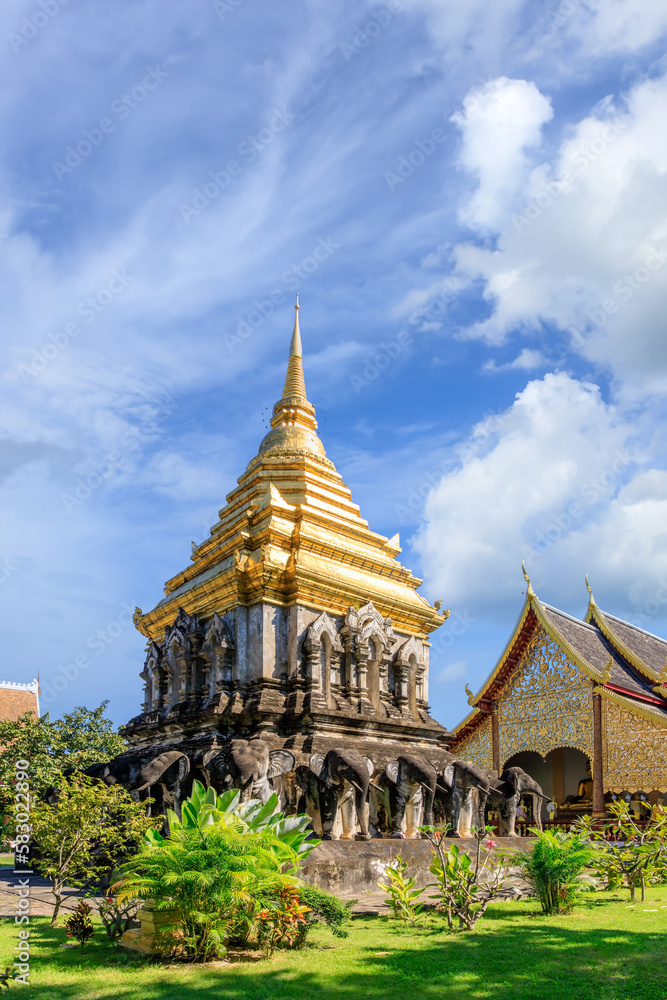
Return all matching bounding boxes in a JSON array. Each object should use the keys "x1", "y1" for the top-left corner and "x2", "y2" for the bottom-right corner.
[{"x1": 2, "y1": 0, "x2": 667, "y2": 731}]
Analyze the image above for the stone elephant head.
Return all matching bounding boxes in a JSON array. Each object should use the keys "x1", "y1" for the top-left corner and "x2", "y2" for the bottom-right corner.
[
  {"x1": 204, "y1": 737, "x2": 295, "y2": 804},
  {"x1": 383, "y1": 754, "x2": 437, "y2": 839},
  {"x1": 83, "y1": 750, "x2": 190, "y2": 812},
  {"x1": 437, "y1": 758, "x2": 491, "y2": 837},
  {"x1": 308, "y1": 749, "x2": 374, "y2": 841},
  {"x1": 489, "y1": 766, "x2": 550, "y2": 836}
]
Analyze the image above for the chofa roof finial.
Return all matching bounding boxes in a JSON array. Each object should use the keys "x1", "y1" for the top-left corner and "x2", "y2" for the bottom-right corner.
[{"x1": 522, "y1": 560, "x2": 536, "y2": 600}]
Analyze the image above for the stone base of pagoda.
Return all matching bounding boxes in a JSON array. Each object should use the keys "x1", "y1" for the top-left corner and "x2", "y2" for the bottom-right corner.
[{"x1": 299, "y1": 837, "x2": 532, "y2": 897}]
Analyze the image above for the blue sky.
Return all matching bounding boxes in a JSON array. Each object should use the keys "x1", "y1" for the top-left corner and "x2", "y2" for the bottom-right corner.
[{"x1": 2, "y1": 0, "x2": 667, "y2": 730}]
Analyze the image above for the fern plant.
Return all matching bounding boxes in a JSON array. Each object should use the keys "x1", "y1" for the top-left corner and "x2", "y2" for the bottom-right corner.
[
  {"x1": 508, "y1": 828, "x2": 595, "y2": 914},
  {"x1": 113, "y1": 825, "x2": 294, "y2": 962}
]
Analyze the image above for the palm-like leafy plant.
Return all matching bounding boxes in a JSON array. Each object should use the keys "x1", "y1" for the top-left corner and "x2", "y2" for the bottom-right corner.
[
  {"x1": 147, "y1": 781, "x2": 319, "y2": 872},
  {"x1": 508, "y1": 828, "x2": 595, "y2": 914},
  {"x1": 112, "y1": 825, "x2": 293, "y2": 961}
]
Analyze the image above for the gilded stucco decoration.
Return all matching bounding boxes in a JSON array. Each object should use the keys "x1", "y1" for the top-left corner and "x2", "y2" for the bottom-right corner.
[
  {"x1": 603, "y1": 700, "x2": 667, "y2": 793},
  {"x1": 498, "y1": 627, "x2": 593, "y2": 767},
  {"x1": 455, "y1": 715, "x2": 493, "y2": 770}
]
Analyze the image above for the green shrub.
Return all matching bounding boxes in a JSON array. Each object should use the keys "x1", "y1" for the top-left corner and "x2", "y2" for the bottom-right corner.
[
  {"x1": 256, "y1": 886, "x2": 311, "y2": 956},
  {"x1": 378, "y1": 855, "x2": 425, "y2": 926},
  {"x1": 421, "y1": 826, "x2": 506, "y2": 931},
  {"x1": 296, "y1": 883, "x2": 352, "y2": 940},
  {"x1": 96, "y1": 894, "x2": 141, "y2": 941},
  {"x1": 508, "y1": 828, "x2": 594, "y2": 914},
  {"x1": 148, "y1": 781, "x2": 319, "y2": 871},
  {"x1": 113, "y1": 825, "x2": 294, "y2": 962},
  {"x1": 65, "y1": 901, "x2": 94, "y2": 946}
]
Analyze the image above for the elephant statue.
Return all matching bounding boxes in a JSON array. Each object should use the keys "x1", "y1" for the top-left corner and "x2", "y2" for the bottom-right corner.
[
  {"x1": 436, "y1": 758, "x2": 491, "y2": 837},
  {"x1": 307, "y1": 749, "x2": 374, "y2": 841},
  {"x1": 379, "y1": 754, "x2": 437, "y2": 839},
  {"x1": 488, "y1": 766, "x2": 550, "y2": 836},
  {"x1": 203, "y1": 737, "x2": 295, "y2": 804},
  {"x1": 84, "y1": 750, "x2": 191, "y2": 813}
]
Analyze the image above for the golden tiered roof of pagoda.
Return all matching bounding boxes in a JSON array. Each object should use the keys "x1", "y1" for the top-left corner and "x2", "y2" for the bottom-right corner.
[{"x1": 134, "y1": 302, "x2": 448, "y2": 642}]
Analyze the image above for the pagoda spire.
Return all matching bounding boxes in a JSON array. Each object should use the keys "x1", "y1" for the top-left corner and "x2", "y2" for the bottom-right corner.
[{"x1": 281, "y1": 295, "x2": 308, "y2": 401}]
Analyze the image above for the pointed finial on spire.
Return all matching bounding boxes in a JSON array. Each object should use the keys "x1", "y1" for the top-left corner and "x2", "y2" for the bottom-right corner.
[
  {"x1": 585, "y1": 573, "x2": 597, "y2": 609},
  {"x1": 281, "y1": 295, "x2": 307, "y2": 400},
  {"x1": 522, "y1": 560, "x2": 536, "y2": 600}
]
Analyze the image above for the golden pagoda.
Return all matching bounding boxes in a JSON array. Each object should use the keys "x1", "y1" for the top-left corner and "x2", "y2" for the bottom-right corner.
[{"x1": 126, "y1": 301, "x2": 450, "y2": 765}]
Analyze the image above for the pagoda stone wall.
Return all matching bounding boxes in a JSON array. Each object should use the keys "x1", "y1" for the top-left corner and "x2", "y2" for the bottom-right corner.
[{"x1": 127, "y1": 598, "x2": 447, "y2": 769}]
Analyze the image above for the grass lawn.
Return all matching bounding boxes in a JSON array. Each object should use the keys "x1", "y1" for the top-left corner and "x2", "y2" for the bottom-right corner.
[
  {"x1": 0, "y1": 853, "x2": 13, "y2": 866},
  {"x1": 2, "y1": 886, "x2": 667, "y2": 1000}
]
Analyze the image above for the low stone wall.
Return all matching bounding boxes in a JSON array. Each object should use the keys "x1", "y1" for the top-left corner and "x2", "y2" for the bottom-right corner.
[{"x1": 299, "y1": 837, "x2": 531, "y2": 896}]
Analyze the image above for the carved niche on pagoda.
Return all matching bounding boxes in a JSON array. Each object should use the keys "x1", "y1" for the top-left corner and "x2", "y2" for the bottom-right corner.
[
  {"x1": 302, "y1": 601, "x2": 428, "y2": 719},
  {"x1": 140, "y1": 607, "x2": 235, "y2": 715}
]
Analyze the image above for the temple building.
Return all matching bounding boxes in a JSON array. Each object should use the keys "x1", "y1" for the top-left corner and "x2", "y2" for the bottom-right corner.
[
  {"x1": 0, "y1": 679, "x2": 39, "y2": 722},
  {"x1": 125, "y1": 301, "x2": 450, "y2": 769},
  {"x1": 450, "y1": 568, "x2": 667, "y2": 818}
]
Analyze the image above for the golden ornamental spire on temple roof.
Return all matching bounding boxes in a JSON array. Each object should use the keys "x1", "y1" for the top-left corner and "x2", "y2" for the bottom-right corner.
[
  {"x1": 521, "y1": 560, "x2": 536, "y2": 601},
  {"x1": 281, "y1": 295, "x2": 308, "y2": 401}
]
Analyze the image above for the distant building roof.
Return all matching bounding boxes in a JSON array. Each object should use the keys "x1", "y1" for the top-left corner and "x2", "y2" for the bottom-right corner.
[
  {"x1": 450, "y1": 574, "x2": 667, "y2": 746},
  {"x1": 0, "y1": 680, "x2": 40, "y2": 722}
]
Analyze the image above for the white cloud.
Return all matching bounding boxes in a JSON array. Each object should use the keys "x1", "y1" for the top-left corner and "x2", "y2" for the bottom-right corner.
[
  {"x1": 403, "y1": 0, "x2": 527, "y2": 69},
  {"x1": 566, "y1": 0, "x2": 667, "y2": 56},
  {"x1": 442, "y1": 72, "x2": 667, "y2": 391},
  {"x1": 482, "y1": 347, "x2": 546, "y2": 374},
  {"x1": 451, "y1": 77, "x2": 553, "y2": 230},
  {"x1": 413, "y1": 372, "x2": 656, "y2": 616},
  {"x1": 437, "y1": 660, "x2": 467, "y2": 683}
]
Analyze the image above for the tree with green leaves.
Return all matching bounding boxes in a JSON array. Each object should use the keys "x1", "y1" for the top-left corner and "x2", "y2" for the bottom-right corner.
[
  {"x1": 579, "y1": 801, "x2": 667, "y2": 901},
  {"x1": 0, "y1": 702, "x2": 126, "y2": 814},
  {"x1": 26, "y1": 772, "x2": 157, "y2": 925}
]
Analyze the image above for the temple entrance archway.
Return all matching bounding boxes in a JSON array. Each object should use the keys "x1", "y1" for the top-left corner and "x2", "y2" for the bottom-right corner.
[{"x1": 503, "y1": 747, "x2": 591, "y2": 821}]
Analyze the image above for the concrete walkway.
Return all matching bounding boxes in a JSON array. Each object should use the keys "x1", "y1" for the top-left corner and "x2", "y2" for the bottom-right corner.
[{"x1": 0, "y1": 867, "x2": 99, "y2": 919}]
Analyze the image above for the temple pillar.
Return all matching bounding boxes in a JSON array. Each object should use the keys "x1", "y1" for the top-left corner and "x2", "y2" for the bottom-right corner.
[
  {"x1": 396, "y1": 664, "x2": 411, "y2": 716},
  {"x1": 304, "y1": 637, "x2": 327, "y2": 711},
  {"x1": 355, "y1": 643, "x2": 374, "y2": 715},
  {"x1": 552, "y1": 747, "x2": 564, "y2": 806},
  {"x1": 491, "y1": 700, "x2": 500, "y2": 774},
  {"x1": 592, "y1": 689, "x2": 605, "y2": 817}
]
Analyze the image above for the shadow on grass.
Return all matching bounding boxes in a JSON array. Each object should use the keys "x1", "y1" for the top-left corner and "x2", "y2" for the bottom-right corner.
[{"x1": 27, "y1": 912, "x2": 667, "y2": 1000}]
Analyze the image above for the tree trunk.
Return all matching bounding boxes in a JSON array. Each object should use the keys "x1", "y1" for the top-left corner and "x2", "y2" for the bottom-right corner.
[{"x1": 51, "y1": 890, "x2": 62, "y2": 926}]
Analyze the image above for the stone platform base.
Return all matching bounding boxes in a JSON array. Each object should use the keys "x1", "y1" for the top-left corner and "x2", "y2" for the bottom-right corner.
[{"x1": 299, "y1": 837, "x2": 530, "y2": 896}]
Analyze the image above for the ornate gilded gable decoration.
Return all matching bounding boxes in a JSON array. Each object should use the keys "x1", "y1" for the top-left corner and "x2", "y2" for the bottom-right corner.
[
  {"x1": 454, "y1": 714, "x2": 493, "y2": 770},
  {"x1": 498, "y1": 626, "x2": 593, "y2": 766},
  {"x1": 602, "y1": 699, "x2": 667, "y2": 793}
]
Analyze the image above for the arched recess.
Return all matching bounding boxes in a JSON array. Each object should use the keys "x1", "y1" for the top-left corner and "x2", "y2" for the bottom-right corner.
[
  {"x1": 503, "y1": 747, "x2": 591, "y2": 821},
  {"x1": 320, "y1": 632, "x2": 332, "y2": 706},
  {"x1": 366, "y1": 636, "x2": 382, "y2": 712}
]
